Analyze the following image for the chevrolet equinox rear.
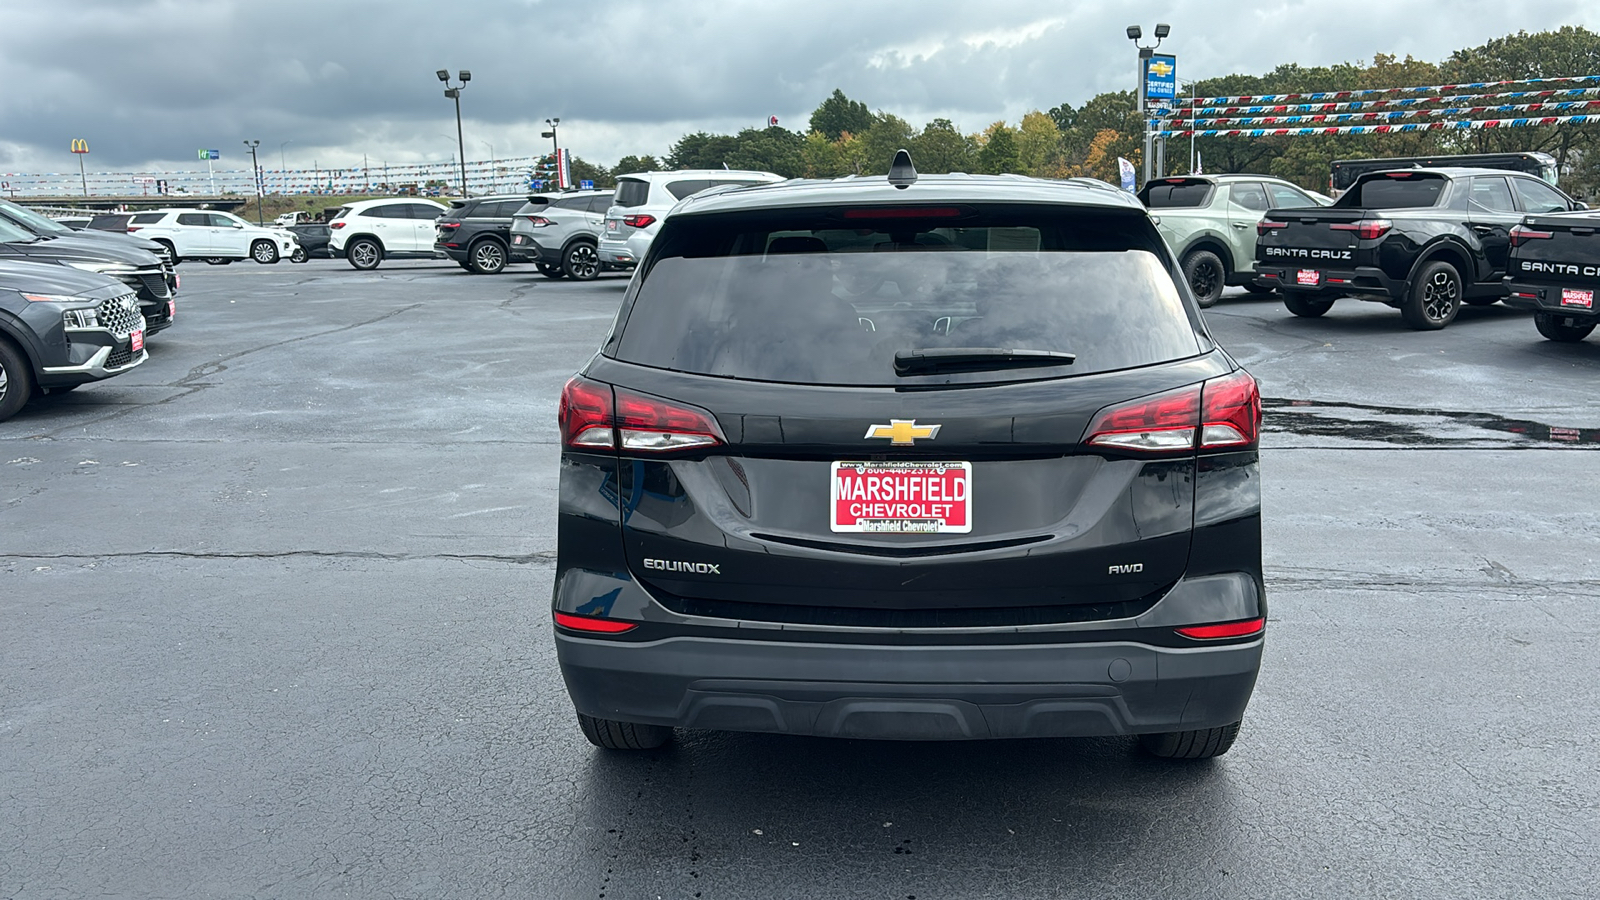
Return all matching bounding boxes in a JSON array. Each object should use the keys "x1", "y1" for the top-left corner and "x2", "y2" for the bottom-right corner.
[{"x1": 553, "y1": 154, "x2": 1265, "y2": 759}]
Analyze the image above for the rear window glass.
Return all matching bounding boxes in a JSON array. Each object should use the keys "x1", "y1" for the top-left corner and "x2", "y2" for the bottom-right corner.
[
  {"x1": 330, "y1": 206, "x2": 352, "y2": 220},
  {"x1": 614, "y1": 179, "x2": 650, "y2": 208},
  {"x1": 1140, "y1": 181, "x2": 1212, "y2": 208},
  {"x1": 612, "y1": 207, "x2": 1201, "y2": 387},
  {"x1": 1340, "y1": 174, "x2": 1447, "y2": 209},
  {"x1": 130, "y1": 213, "x2": 165, "y2": 224}
]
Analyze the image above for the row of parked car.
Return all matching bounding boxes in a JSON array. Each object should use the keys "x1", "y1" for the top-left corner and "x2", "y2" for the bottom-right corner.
[{"x1": 1143, "y1": 163, "x2": 1600, "y2": 342}]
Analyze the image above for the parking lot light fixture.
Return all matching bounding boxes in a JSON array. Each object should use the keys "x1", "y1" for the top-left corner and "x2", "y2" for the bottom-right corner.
[
  {"x1": 243, "y1": 139, "x2": 263, "y2": 224},
  {"x1": 437, "y1": 68, "x2": 471, "y2": 197}
]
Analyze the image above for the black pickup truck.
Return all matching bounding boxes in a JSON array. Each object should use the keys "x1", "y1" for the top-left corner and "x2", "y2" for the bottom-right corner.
[
  {"x1": 1254, "y1": 167, "x2": 1583, "y2": 329},
  {"x1": 1504, "y1": 210, "x2": 1600, "y2": 342}
]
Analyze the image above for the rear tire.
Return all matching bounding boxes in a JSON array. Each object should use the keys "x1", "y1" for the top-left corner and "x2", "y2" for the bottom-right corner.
[
  {"x1": 347, "y1": 237, "x2": 383, "y2": 270},
  {"x1": 204, "y1": 257, "x2": 231, "y2": 265},
  {"x1": 0, "y1": 338, "x2": 34, "y2": 424},
  {"x1": 468, "y1": 239, "x2": 508, "y2": 274},
  {"x1": 1283, "y1": 291, "x2": 1334, "y2": 318},
  {"x1": 1401, "y1": 261, "x2": 1462, "y2": 330},
  {"x1": 1534, "y1": 313, "x2": 1596, "y2": 342},
  {"x1": 563, "y1": 242, "x2": 601, "y2": 281},
  {"x1": 577, "y1": 712, "x2": 672, "y2": 750},
  {"x1": 1182, "y1": 250, "x2": 1226, "y2": 308},
  {"x1": 251, "y1": 240, "x2": 279, "y2": 264},
  {"x1": 290, "y1": 247, "x2": 309, "y2": 263},
  {"x1": 1140, "y1": 722, "x2": 1241, "y2": 759}
]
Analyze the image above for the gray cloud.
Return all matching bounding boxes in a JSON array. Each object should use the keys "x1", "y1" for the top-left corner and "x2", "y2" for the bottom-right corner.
[{"x1": 1, "y1": 0, "x2": 1596, "y2": 174}]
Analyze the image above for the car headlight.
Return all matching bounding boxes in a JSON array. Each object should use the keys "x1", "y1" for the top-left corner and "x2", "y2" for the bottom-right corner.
[
  {"x1": 64, "y1": 261, "x2": 139, "y2": 275},
  {"x1": 62, "y1": 307, "x2": 102, "y2": 329},
  {"x1": 23, "y1": 292, "x2": 89, "y2": 304}
]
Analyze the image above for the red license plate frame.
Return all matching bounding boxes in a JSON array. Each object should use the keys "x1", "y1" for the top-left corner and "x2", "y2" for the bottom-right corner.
[
  {"x1": 831, "y1": 461, "x2": 971, "y2": 534},
  {"x1": 130, "y1": 330, "x2": 145, "y2": 353},
  {"x1": 1560, "y1": 287, "x2": 1594, "y2": 308},
  {"x1": 1296, "y1": 269, "x2": 1321, "y2": 286}
]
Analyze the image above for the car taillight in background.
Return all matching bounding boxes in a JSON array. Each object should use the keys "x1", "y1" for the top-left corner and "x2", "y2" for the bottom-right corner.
[
  {"x1": 621, "y1": 214, "x2": 656, "y2": 229},
  {"x1": 1329, "y1": 219, "x2": 1392, "y2": 240},
  {"x1": 1257, "y1": 219, "x2": 1287, "y2": 236},
  {"x1": 1510, "y1": 224, "x2": 1554, "y2": 247},
  {"x1": 330, "y1": 221, "x2": 347, "y2": 229},
  {"x1": 1176, "y1": 617, "x2": 1265, "y2": 640},
  {"x1": 125, "y1": 226, "x2": 142, "y2": 232},
  {"x1": 559, "y1": 376, "x2": 725, "y2": 453},
  {"x1": 438, "y1": 221, "x2": 461, "y2": 230},
  {"x1": 525, "y1": 216, "x2": 553, "y2": 227},
  {"x1": 1084, "y1": 370, "x2": 1261, "y2": 453}
]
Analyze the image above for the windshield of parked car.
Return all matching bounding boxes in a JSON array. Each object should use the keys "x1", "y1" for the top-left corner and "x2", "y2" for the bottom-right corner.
[
  {"x1": 0, "y1": 198, "x2": 72, "y2": 236},
  {"x1": 0, "y1": 216, "x2": 40, "y2": 242},
  {"x1": 1338, "y1": 174, "x2": 1447, "y2": 209},
  {"x1": 612, "y1": 206, "x2": 1203, "y2": 387}
]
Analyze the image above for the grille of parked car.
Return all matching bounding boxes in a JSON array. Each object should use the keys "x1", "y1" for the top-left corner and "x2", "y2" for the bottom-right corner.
[
  {"x1": 105, "y1": 344, "x2": 140, "y2": 369},
  {"x1": 136, "y1": 270, "x2": 171, "y2": 298},
  {"x1": 97, "y1": 294, "x2": 144, "y2": 338}
]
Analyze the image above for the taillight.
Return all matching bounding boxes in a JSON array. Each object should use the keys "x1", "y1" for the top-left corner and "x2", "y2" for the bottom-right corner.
[
  {"x1": 438, "y1": 221, "x2": 461, "y2": 230},
  {"x1": 1329, "y1": 219, "x2": 1392, "y2": 239},
  {"x1": 558, "y1": 376, "x2": 725, "y2": 453},
  {"x1": 1176, "y1": 617, "x2": 1264, "y2": 640},
  {"x1": 125, "y1": 226, "x2": 142, "y2": 232},
  {"x1": 525, "y1": 215, "x2": 553, "y2": 227},
  {"x1": 622, "y1": 214, "x2": 656, "y2": 229},
  {"x1": 554, "y1": 611, "x2": 637, "y2": 634},
  {"x1": 1257, "y1": 219, "x2": 1287, "y2": 236},
  {"x1": 1510, "y1": 224, "x2": 1554, "y2": 247},
  {"x1": 558, "y1": 376, "x2": 615, "y2": 449},
  {"x1": 1084, "y1": 370, "x2": 1261, "y2": 453},
  {"x1": 1199, "y1": 369, "x2": 1262, "y2": 449},
  {"x1": 330, "y1": 221, "x2": 346, "y2": 229}
]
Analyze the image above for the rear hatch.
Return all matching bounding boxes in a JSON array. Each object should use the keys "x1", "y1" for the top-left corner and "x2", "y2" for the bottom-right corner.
[
  {"x1": 1256, "y1": 172, "x2": 1450, "y2": 277},
  {"x1": 574, "y1": 202, "x2": 1250, "y2": 625},
  {"x1": 1511, "y1": 211, "x2": 1600, "y2": 306},
  {"x1": 604, "y1": 177, "x2": 652, "y2": 242},
  {"x1": 435, "y1": 199, "x2": 472, "y2": 244}
]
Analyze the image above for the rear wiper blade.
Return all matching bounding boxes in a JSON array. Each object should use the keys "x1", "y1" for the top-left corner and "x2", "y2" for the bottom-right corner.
[{"x1": 893, "y1": 347, "x2": 1076, "y2": 376}]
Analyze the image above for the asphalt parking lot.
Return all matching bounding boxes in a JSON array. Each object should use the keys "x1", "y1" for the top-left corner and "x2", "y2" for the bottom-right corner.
[{"x1": 3, "y1": 259, "x2": 1597, "y2": 899}]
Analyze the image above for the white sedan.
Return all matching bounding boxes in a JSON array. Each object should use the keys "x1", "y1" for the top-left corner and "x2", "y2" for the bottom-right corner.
[{"x1": 126, "y1": 208, "x2": 300, "y2": 264}]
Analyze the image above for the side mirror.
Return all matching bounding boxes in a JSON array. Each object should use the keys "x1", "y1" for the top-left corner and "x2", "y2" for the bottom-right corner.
[{"x1": 233, "y1": 222, "x2": 245, "y2": 228}]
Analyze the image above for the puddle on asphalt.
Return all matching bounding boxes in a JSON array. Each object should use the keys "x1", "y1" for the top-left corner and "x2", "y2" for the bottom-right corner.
[{"x1": 1264, "y1": 398, "x2": 1600, "y2": 448}]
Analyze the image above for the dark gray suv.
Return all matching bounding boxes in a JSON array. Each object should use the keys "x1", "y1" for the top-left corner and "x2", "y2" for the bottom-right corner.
[{"x1": 553, "y1": 153, "x2": 1266, "y2": 759}]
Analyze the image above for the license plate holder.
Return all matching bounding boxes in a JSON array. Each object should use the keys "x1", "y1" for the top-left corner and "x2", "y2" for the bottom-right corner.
[
  {"x1": 1296, "y1": 269, "x2": 1321, "y2": 286},
  {"x1": 831, "y1": 461, "x2": 971, "y2": 534},
  {"x1": 130, "y1": 330, "x2": 144, "y2": 353},
  {"x1": 1561, "y1": 287, "x2": 1594, "y2": 308}
]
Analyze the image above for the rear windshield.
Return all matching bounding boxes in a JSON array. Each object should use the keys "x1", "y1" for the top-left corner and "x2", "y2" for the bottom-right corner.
[
  {"x1": 1338, "y1": 174, "x2": 1447, "y2": 209},
  {"x1": 612, "y1": 206, "x2": 1202, "y2": 387},
  {"x1": 130, "y1": 213, "x2": 165, "y2": 224},
  {"x1": 614, "y1": 178, "x2": 650, "y2": 208},
  {"x1": 330, "y1": 206, "x2": 352, "y2": 220},
  {"x1": 1140, "y1": 181, "x2": 1213, "y2": 208}
]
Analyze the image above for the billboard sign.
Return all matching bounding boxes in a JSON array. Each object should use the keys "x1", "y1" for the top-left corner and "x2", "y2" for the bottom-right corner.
[
  {"x1": 1144, "y1": 54, "x2": 1177, "y2": 106},
  {"x1": 198, "y1": 149, "x2": 219, "y2": 160}
]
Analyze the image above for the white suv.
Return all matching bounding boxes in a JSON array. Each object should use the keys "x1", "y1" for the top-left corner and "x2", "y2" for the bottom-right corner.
[
  {"x1": 127, "y1": 209, "x2": 299, "y2": 264},
  {"x1": 328, "y1": 198, "x2": 448, "y2": 270},
  {"x1": 598, "y1": 170, "x2": 783, "y2": 269}
]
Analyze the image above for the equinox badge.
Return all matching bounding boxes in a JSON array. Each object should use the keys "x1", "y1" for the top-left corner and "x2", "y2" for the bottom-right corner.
[{"x1": 864, "y1": 419, "x2": 942, "y2": 446}]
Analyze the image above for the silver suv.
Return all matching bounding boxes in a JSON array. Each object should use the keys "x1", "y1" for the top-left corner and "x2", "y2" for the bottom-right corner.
[
  {"x1": 598, "y1": 170, "x2": 783, "y2": 271},
  {"x1": 509, "y1": 191, "x2": 614, "y2": 280}
]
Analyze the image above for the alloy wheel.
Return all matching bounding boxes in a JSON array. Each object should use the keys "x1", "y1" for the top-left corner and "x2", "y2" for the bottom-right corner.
[
  {"x1": 1423, "y1": 269, "x2": 1458, "y2": 322},
  {"x1": 1189, "y1": 260, "x2": 1219, "y2": 299},
  {"x1": 567, "y1": 244, "x2": 600, "y2": 280},
  {"x1": 473, "y1": 242, "x2": 505, "y2": 273},
  {"x1": 0, "y1": 361, "x2": 8, "y2": 404},
  {"x1": 350, "y1": 242, "x2": 379, "y2": 269},
  {"x1": 253, "y1": 243, "x2": 275, "y2": 263}
]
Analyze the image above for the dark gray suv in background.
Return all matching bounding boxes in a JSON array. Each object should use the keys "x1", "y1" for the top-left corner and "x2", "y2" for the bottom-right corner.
[{"x1": 553, "y1": 154, "x2": 1265, "y2": 759}]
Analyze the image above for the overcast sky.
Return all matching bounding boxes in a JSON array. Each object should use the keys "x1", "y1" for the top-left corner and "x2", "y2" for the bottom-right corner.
[{"x1": 2, "y1": 0, "x2": 1598, "y2": 174}]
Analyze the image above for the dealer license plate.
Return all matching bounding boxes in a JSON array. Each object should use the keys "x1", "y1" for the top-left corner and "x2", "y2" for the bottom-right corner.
[
  {"x1": 130, "y1": 330, "x2": 144, "y2": 353},
  {"x1": 1561, "y1": 288, "x2": 1594, "y2": 308},
  {"x1": 831, "y1": 461, "x2": 971, "y2": 534},
  {"x1": 1296, "y1": 269, "x2": 1321, "y2": 286}
]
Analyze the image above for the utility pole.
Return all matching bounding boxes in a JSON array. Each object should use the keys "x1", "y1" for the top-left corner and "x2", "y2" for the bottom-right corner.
[
  {"x1": 436, "y1": 68, "x2": 472, "y2": 197},
  {"x1": 243, "y1": 139, "x2": 263, "y2": 224}
]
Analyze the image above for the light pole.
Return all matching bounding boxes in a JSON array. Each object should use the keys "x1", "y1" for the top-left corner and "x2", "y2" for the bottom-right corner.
[
  {"x1": 243, "y1": 139, "x2": 263, "y2": 224},
  {"x1": 541, "y1": 118, "x2": 560, "y2": 156},
  {"x1": 279, "y1": 140, "x2": 292, "y2": 192},
  {"x1": 436, "y1": 68, "x2": 471, "y2": 197},
  {"x1": 480, "y1": 141, "x2": 496, "y2": 193},
  {"x1": 1126, "y1": 23, "x2": 1170, "y2": 186}
]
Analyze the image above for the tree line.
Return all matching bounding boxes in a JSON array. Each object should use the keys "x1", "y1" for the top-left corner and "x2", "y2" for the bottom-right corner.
[{"x1": 566, "y1": 27, "x2": 1600, "y2": 198}]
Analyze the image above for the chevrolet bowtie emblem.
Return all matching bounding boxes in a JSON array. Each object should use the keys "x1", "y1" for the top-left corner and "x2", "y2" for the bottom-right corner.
[{"x1": 864, "y1": 419, "x2": 941, "y2": 446}]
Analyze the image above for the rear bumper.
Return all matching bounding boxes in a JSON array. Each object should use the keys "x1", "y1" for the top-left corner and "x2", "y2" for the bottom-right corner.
[
  {"x1": 1504, "y1": 280, "x2": 1599, "y2": 318},
  {"x1": 1254, "y1": 263, "x2": 1402, "y2": 298},
  {"x1": 510, "y1": 232, "x2": 560, "y2": 264},
  {"x1": 558, "y1": 632, "x2": 1261, "y2": 740}
]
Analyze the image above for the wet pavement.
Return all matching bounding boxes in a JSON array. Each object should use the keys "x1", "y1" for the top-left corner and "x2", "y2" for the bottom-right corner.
[{"x1": 2, "y1": 264, "x2": 1596, "y2": 898}]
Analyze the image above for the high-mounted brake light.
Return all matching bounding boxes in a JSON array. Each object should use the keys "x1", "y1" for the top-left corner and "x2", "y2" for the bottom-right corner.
[
  {"x1": 558, "y1": 376, "x2": 725, "y2": 453},
  {"x1": 622, "y1": 214, "x2": 656, "y2": 229},
  {"x1": 1330, "y1": 219, "x2": 1392, "y2": 240},
  {"x1": 1084, "y1": 370, "x2": 1261, "y2": 453},
  {"x1": 1176, "y1": 617, "x2": 1264, "y2": 640},
  {"x1": 843, "y1": 207, "x2": 962, "y2": 219},
  {"x1": 554, "y1": 612, "x2": 638, "y2": 633},
  {"x1": 1510, "y1": 224, "x2": 1554, "y2": 247},
  {"x1": 1257, "y1": 219, "x2": 1288, "y2": 236}
]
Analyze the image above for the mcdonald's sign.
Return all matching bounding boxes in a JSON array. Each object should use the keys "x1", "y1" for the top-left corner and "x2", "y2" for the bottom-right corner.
[{"x1": 70, "y1": 139, "x2": 90, "y2": 154}]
